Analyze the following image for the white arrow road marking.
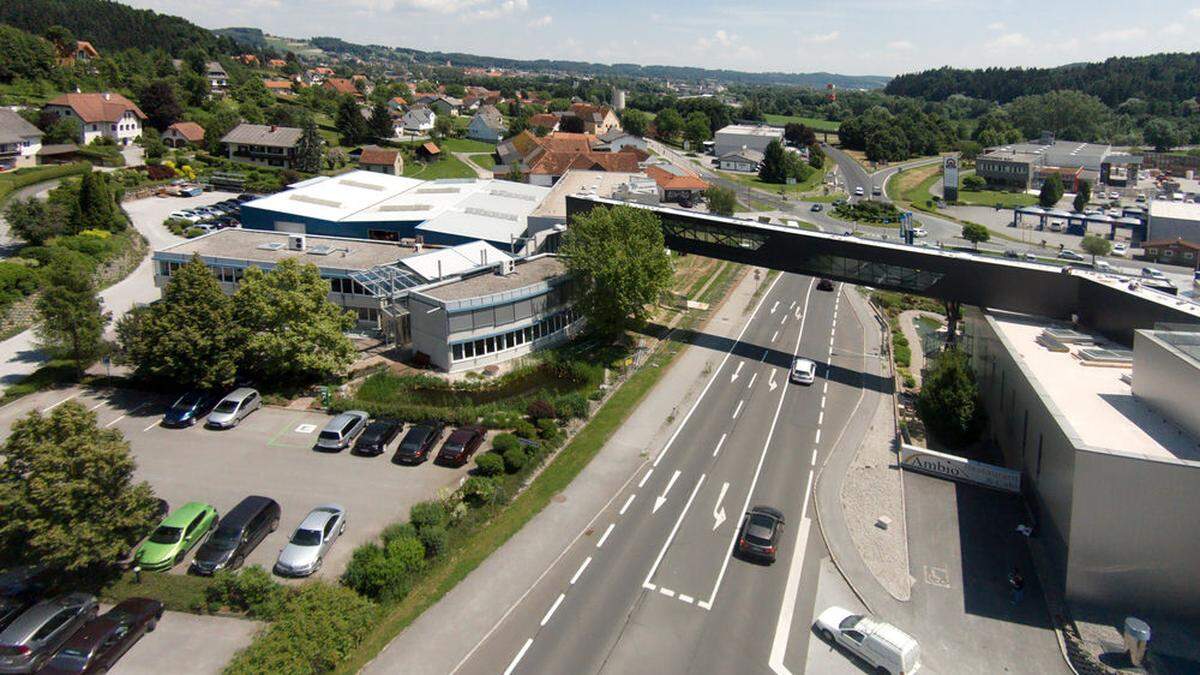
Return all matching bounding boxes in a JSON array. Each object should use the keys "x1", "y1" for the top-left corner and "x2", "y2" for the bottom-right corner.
[
  {"x1": 731, "y1": 361, "x2": 744, "y2": 383},
  {"x1": 768, "y1": 370, "x2": 778, "y2": 392},
  {"x1": 654, "y1": 470, "x2": 682, "y2": 513},
  {"x1": 794, "y1": 307, "x2": 802, "y2": 319},
  {"x1": 643, "y1": 474, "x2": 707, "y2": 590},
  {"x1": 770, "y1": 300, "x2": 779, "y2": 314},
  {"x1": 712, "y1": 482, "x2": 730, "y2": 531}
]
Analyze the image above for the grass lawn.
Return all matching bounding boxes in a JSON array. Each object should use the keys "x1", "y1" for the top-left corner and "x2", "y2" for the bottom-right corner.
[
  {"x1": 470, "y1": 153, "x2": 496, "y2": 170},
  {"x1": 718, "y1": 156, "x2": 829, "y2": 195},
  {"x1": 955, "y1": 173, "x2": 1037, "y2": 208},
  {"x1": 438, "y1": 137, "x2": 496, "y2": 153},
  {"x1": 762, "y1": 114, "x2": 840, "y2": 133},
  {"x1": 103, "y1": 570, "x2": 216, "y2": 613},
  {"x1": 894, "y1": 164, "x2": 942, "y2": 206},
  {"x1": 402, "y1": 154, "x2": 477, "y2": 180}
]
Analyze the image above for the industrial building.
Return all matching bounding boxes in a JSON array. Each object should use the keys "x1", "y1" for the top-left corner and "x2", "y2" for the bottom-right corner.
[
  {"x1": 975, "y1": 133, "x2": 1142, "y2": 191},
  {"x1": 1146, "y1": 199, "x2": 1200, "y2": 243},
  {"x1": 713, "y1": 124, "x2": 783, "y2": 157}
]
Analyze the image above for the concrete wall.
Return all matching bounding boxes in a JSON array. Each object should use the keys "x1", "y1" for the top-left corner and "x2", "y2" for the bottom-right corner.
[
  {"x1": 1147, "y1": 214, "x2": 1200, "y2": 243},
  {"x1": 1131, "y1": 331, "x2": 1200, "y2": 441}
]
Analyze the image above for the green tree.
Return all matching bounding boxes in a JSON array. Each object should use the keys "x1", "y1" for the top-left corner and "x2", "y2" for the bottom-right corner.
[
  {"x1": 42, "y1": 25, "x2": 75, "y2": 59},
  {"x1": 4, "y1": 198, "x2": 70, "y2": 245},
  {"x1": 683, "y1": 111, "x2": 710, "y2": 149},
  {"x1": 807, "y1": 143, "x2": 824, "y2": 170},
  {"x1": 784, "y1": 122, "x2": 815, "y2": 147},
  {"x1": 76, "y1": 172, "x2": 124, "y2": 232},
  {"x1": 335, "y1": 97, "x2": 369, "y2": 146},
  {"x1": 962, "y1": 174, "x2": 987, "y2": 191},
  {"x1": 1038, "y1": 174, "x2": 1064, "y2": 208},
  {"x1": 561, "y1": 205, "x2": 673, "y2": 337},
  {"x1": 1080, "y1": 235, "x2": 1112, "y2": 264},
  {"x1": 655, "y1": 108, "x2": 683, "y2": 140},
  {"x1": 432, "y1": 114, "x2": 455, "y2": 140},
  {"x1": 961, "y1": 222, "x2": 990, "y2": 249},
  {"x1": 1004, "y1": 90, "x2": 1114, "y2": 142},
  {"x1": 1143, "y1": 117, "x2": 1181, "y2": 151},
  {"x1": 138, "y1": 79, "x2": 183, "y2": 132},
  {"x1": 621, "y1": 109, "x2": 649, "y2": 136},
  {"x1": 704, "y1": 186, "x2": 737, "y2": 217},
  {"x1": 367, "y1": 100, "x2": 394, "y2": 141},
  {"x1": 232, "y1": 259, "x2": 356, "y2": 386},
  {"x1": 116, "y1": 256, "x2": 240, "y2": 390},
  {"x1": 916, "y1": 348, "x2": 985, "y2": 445},
  {"x1": 43, "y1": 117, "x2": 81, "y2": 145},
  {"x1": 758, "y1": 139, "x2": 808, "y2": 184},
  {"x1": 294, "y1": 117, "x2": 325, "y2": 174},
  {"x1": 35, "y1": 253, "x2": 108, "y2": 373}
]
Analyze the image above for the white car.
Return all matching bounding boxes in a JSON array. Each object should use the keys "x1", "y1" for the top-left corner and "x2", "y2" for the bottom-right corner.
[
  {"x1": 1111, "y1": 242, "x2": 1128, "y2": 257},
  {"x1": 854, "y1": 186, "x2": 865, "y2": 196},
  {"x1": 1141, "y1": 266, "x2": 1168, "y2": 281},
  {"x1": 815, "y1": 606, "x2": 921, "y2": 675},
  {"x1": 1109, "y1": 191, "x2": 1120, "y2": 200},
  {"x1": 1094, "y1": 260, "x2": 1113, "y2": 273},
  {"x1": 790, "y1": 357, "x2": 817, "y2": 385},
  {"x1": 911, "y1": 226, "x2": 927, "y2": 238},
  {"x1": 168, "y1": 210, "x2": 201, "y2": 223}
]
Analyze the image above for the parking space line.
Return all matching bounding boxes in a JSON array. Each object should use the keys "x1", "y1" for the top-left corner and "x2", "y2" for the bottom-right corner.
[
  {"x1": 88, "y1": 400, "x2": 108, "y2": 411},
  {"x1": 42, "y1": 392, "x2": 80, "y2": 413},
  {"x1": 104, "y1": 402, "x2": 147, "y2": 428},
  {"x1": 142, "y1": 420, "x2": 160, "y2": 432}
]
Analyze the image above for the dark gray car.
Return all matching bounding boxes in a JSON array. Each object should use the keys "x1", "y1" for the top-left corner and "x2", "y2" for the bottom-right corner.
[{"x1": 0, "y1": 592, "x2": 98, "y2": 673}]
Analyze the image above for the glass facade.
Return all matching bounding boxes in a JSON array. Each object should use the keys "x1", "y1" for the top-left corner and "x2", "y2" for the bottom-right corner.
[{"x1": 450, "y1": 308, "x2": 578, "y2": 363}]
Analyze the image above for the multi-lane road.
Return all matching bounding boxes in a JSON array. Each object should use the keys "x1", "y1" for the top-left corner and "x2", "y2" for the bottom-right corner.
[{"x1": 451, "y1": 272, "x2": 874, "y2": 675}]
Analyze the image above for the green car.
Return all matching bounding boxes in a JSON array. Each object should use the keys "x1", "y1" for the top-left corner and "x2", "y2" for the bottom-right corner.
[{"x1": 134, "y1": 502, "x2": 219, "y2": 571}]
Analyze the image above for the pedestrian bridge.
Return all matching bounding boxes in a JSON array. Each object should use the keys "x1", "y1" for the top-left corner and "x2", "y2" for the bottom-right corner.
[{"x1": 564, "y1": 195, "x2": 1200, "y2": 345}]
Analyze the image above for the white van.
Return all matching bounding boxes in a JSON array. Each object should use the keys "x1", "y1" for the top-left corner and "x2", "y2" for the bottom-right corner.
[
  {"x1": 1048, "y1": 219, "x2": 1065, "y2": 232},
  {"x1": 815, "y1": 606, "x2": 921, "y2": 675}
]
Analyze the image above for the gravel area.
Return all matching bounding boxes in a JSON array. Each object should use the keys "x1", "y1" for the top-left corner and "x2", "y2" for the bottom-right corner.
[{"x1": 839, "y1": 392, "x2": 911, "y2": 601}]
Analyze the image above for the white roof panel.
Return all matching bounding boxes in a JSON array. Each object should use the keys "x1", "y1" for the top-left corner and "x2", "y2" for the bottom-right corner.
[{"x1": 400, "y1": 241, "x2": 511, "y2": 280}]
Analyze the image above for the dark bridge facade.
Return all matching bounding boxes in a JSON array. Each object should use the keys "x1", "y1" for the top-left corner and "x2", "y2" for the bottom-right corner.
[{"x1": 565, "y1": 196, "x2": 1200, "y2": 345}]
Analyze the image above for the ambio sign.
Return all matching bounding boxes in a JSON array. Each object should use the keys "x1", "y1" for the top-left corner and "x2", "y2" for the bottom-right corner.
[{"x1": 900, "y1": 443, "x2": 1020, "y2": 493}]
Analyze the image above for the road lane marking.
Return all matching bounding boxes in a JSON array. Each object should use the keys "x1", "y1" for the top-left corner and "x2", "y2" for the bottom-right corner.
[
  {"x1": 770, "y1": 300, "x2": 779, "y2": 314},
  {"x1": 768, "y1": 370, "x2": 778, "y2": 392},
  {"x1": 768, "y1": 517, "x2": 814, "y2": 675},
  {"x1": 659, "y1": 587, "x2": 676, "y2": 598},
  {"x1": 570, "y1": 557, "x2": 591, "y2": 585},
  {"x1": 540, "y1": 594, "x2": 565, "y2": 627},
  {"x1": 732, "y1": 400, "x2": 744, "y2": 419},
  {"x1": 698, "y1": 600, "x2": 712, "y2": 610},
  {"x1": 642, "y1": 473, "x2": 708, "y2": 591},
  {"x1": 42, "y1": 392, "x2": 80, "y2": 412},
  {"x1": 823, "y1": 381, "x2": 829, "y2": 394},
  {"x1": 812, "y1": 449, "x2": 818, "y2": 465},
  {"x1": 679, "y1": 594, "x2": 695, "y2": 604},
  {"x1": 712, "y1": 433, "x2": 727, "y2": 457},
  {"x1": 142, "y1": 420, "x2": 160, "y2": 432},
  {"x1": 771, "y1": 330, "x2": 779, "y2": 342},
  {"x1": 814, "y1": 429, "x2": 822, "y2": 445},
  {"x1": 619, "y1": 494, "x2": 636, "y2": 515},
  {"x1": 596, "y1": 523, "x2": 615, "y2": 548},
  {"x1": 818, "y1": 410, "x2": 824, "y2": 425},
  {"x1": 712, "y1": 482, "x2": 730, "y2": 531},
  {"x1": 503, "y1": 639, "x2": 533, "y2": 675},
  {"x1": 638, "y1": 469, "x2": 654, "y2": 488},
  {"x1": 761, "y1": 349, "x2": 769, "y2": 361},
  {"x1": 731, "y1": 362, "x2": 744, "y2": 383},
  {"x1": 104, "y1": 402, "x2": 148, "y2": 428},
  {"x1": 747, "y1": 372, "x2": 758, "y2": 389},
  {"x1": 780, "y1": 314, "x2": 788, "y2": 325},
  {"x1": 654, "y1": 470, "x2": 682, "y2": 513},
  {"x1": 821, "y1": 395, "x2": 826, "y2": 409},
  {"x1": 789, "y1": 301, "x2": 796, "y2": 310}
]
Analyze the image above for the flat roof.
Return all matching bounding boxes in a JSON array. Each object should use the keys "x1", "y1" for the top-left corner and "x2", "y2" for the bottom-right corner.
[
  {"x1": 154, "y1": 228, "x2": 417, "y2": 272},
  {"x1": 1149, "y1": 199, "x2": 1200, "y2": 222},
  {"x1": 990, "y1": 311, "x2": 1200, "y2": 462},
  {"x1": 420, "y1": 255, "x2": 565, "y2": 302},
  {"x1": 532, "y1": 170, "x2": 652, "y2": 218},
  {"x1": 715, "y1": 124, "x2": 783, "y2": 138}
]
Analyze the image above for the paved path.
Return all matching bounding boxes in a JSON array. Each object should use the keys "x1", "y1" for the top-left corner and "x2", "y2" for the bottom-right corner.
[
  {"x1": 453, "y1": 151, "x2": 492, "y2": 178},
  {"x1": 897, "y1": 310, "x2": 942, "y2": 387}
]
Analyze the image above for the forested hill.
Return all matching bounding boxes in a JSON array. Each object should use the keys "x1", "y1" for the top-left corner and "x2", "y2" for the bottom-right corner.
[
  {"x1": 0, "y1": 0, "x2": 235, "y2": 56},
  {"x1": 885, "y1": 53, "x2": 1200, "y2": 107}
]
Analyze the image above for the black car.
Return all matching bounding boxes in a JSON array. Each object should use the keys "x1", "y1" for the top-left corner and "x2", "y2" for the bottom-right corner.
[
  {"x1": 810, "y1": 203, "x2": 823, "y2": 212},
  {"x1": 816, "y1": 278, "x2": 835, "y2": 291},
  {"x1": 393, "y1": 422, "x2": 446, "y2": 465},
  {"x1": 352, "y1": 419, "x2": 403, "y2": 456},
  {"x1": 162, "y1": 391, "x2": 219, "y2": 428},
  {"x1": 0, "y1": 566, "x2": 52, "y2": 605},
  {"x1": 736, "y1": 506, "x2": 785, "y2": 563},
  {"x1": 190, "y1": 496, "x2": 280, "y2": 575},
  {"x1": 235, "y1": 193, "x2": 257, "y2": 203}
]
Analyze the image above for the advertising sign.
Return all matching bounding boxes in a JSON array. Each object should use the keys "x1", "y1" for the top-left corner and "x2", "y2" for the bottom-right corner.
[
  {"x1": 943, "y1": 156, "x2": 960, "y2": 201},
  {"x1": 900, "y1": 443, "x2": 1020, "y2": 493}
]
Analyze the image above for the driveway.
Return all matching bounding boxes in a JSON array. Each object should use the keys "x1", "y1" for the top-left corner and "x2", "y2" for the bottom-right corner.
[{"x1": 110, "y1": 610, "x2": 260, "y2": 675}]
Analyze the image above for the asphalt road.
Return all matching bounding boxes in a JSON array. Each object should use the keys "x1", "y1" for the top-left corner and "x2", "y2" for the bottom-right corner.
[{"x1": 452, "y1": 273, "x2": 871, "y2": 675}]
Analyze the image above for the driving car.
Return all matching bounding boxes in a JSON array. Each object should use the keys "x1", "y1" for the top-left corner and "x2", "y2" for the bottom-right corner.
[
  {"x1": 0, "y1": 593, "x2": 97, "y2": 674},
  {"x1": 274, "y1": 505, "x2": 346, "y2": 577},
  {"x1": 38, "y1": 598, "x2": 163, "y2": 675},
  {"x1": 816, "y1": 278, "x2": 835, "y2": 291},
  {"x1": 736, "y1": 506, "x2": 785, "y2": 563},
  {"x1": 133, "y1": 502, "x2": 219, "y2": 572},
  {"x1": 205, "y1": 388, "x2": 261, "y2": 429},
  {"x1": 161, "y1": 391, "x2": 219, "y2": 428},
  {"x1": 853, "y1": 186, "x2": 864, "y2": 196},
  {"x1": 790, "y1": 358, "x2": 817, "y2": 385},
  {"x1": 1111, "y1": 242, "x2": 1128, "y2": 256},
  {"x1": 911, "y1": 226, "x2": 927, "y2": 238},
  {"x1": 1057, "y1": 249, "x2": 1085, "y2": 261},
  {"x1": 1094, "y1": 260, "x2": 1113, "y2": 273},
  {"x1": 190, "y1": 496, "x2": 280, "y2": 575},
  {"x1": 436, "y1": 426, "x2": 486, "y2": 466},
  {"x1": 352, "y1": 419, "x2": 403, "y2": 456},
  {"x1": 1141, "y1": 266, "x2": 1168, "y2": 280},
  {"x1": 810, "y1": 203, "x2": 823, "y2": 212},
  {"x1": 393, "y1": 422, "x2": 446, "y2": 465},
  {"x1": 315, "y1": 411, "x2": 369, "y2": 451},
  {"x1": 814, "y1": 606, "x2": 921, "y2": 675}
]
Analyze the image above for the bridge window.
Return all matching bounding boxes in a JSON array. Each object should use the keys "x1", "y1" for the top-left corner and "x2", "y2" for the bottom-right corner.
[
  {"x1": 806, "y1": 255, "x2": 943, "y2": 293},
  {"x1": 662, "y1": 219, "x2": 767, "y2": 251}
]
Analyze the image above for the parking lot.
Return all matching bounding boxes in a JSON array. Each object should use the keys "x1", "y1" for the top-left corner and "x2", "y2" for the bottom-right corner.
[
  {"x1": 110, "y1": 610, "x2": 261, "y2": 675},
  {"x1": 0, "y1": 385, "x2": 476, "y2": 580}
]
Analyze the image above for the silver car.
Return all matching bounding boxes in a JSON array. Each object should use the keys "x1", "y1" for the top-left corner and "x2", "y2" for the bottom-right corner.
[
  {"x1": 315, "y1": 411, "x2": 369, "y2": 451},
  {"x1": 274, "y1": 504, "x2": 346, "y2": 577},
  {"x1": 0, "y1": 592, "x2": 98, "y2": 673},
  {"x1": 206, "y1": 388, "x2": 261, "y2": 429}
]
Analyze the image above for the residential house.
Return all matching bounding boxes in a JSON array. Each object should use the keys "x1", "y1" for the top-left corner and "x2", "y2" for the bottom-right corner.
[
  {"x1": 564, "y1": 103, "x2": 621, "y2": 135},
  {"x1": 358, "y1": 145, "x2": 403, "y2": 175},
  {"x1": 494, "y1": 130, "x2": 647, "y2": 186},
  {"x1": 467, "y1": 105, "x2": 507, "y2": 143},
  {"x1": 528, "y1": 113, "x2": 560, "y2": 133},
  {"x1": 267, "y1": 58, "x2": 287, "y2": 69},
  {"x1": 163, "y1": 121, "x2": 204, "y2": 148},
  {"x1": 306, "y1": 66, "x2": 335, "y2": 84},
  {"x1": 1138, "y1": 238, "x2": 1200, "y2": 270},
  {"x1": 417, "y1": 142, "x2": 441, "y2": 161},
  {"x1": 594, "y1": 129, "x2": 647, "y2": 153},
  {"x1": 220, "y1": 123, "x2": 305, "y2": 169},
  {"x1": 0, "y1": 109, "x2": 44, "y2": 170},
  {"x1": 645, "y1": 164, "x2": 709, "y2": 204},
  {"x1": 351, "y1": 74, "x2": 374, "y2": 97},
  {"x1": 44, "y1": 92, "x2": 145, "y2": 146},
  {"x1": 263, "y1": 79, "x2": 297, "y2": 98},
  {"x1": 236, "y1": 54, "x2": 259, "y2": 66},
  {"x1": 59, "y1": 40, "x2": 100, "y2": 67},
  {"x1": 205, "y1": 62, "x2": 229, "y2": 93},
  {"x1": 323, "y1": 78, "x2": 361, "y2": 99},
  {"x1": 719, "y1": 147, "x2": 765, "y2": 173},
  {"x1": 402, "y1": 107, "x2": 436, "y2": 134},
  {"x1": 387, "y1": 97, "x2": 408, "y2": 114},
  {"x1": 428, "y1": 96, "x2": 464, "y2": 116}
]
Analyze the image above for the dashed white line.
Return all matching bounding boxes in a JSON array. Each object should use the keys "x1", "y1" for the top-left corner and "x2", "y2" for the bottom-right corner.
[
  {"x1": 596, "y1": 523, "x2": 615, "y2": 548},
  {"x1": 42, "y1": 392, "x2": 79, "y2": 412},
  {"x1": 642, "y1": 473, "x2": 708, "y2": 591},
  {"x1": 619, "y1": 494, "x2": 636, "y2": 515},
  {"x1": 814, "y1": 429, "x2": 822, "y2": 445},
  {"x1": 659, "y1": 587, "x2": 676, "y2": 598},
  {"x1": 771, "y1": 330, "x2": 779, "y2": 342},
  {"x1": 732, "y1": 399, "x2": 744, "y2": 419},
  {"x1": 821, "y1": 395, "x2": 827, "y2": 409},
  {"x1": 570, "y1": 557, "x2": 592, "y2": 585},
  {"x1": 747, "y1": 372, "x2": 758, "y2": 389},
  {"x1": 678, "y1": 594, "x2": 695, "y2": 604},
  {"x1": 540, "y1": 593, "x2": 565, "y2": 627},
  {"x1": 503, "y1": 639, "x2": 533, "y2": 675},
  {"x1": 780, "y1": 314, "x2": 788, "y2": 325},
  {"x1": 712, "y1": 433, "x2": 727, "y2": 457},
  {"x1": 823, "y1": 381, "x2": 829, "y2": 394},
  {"x1": 638, "y1": 469, "x2": 654, "y2": 489},
  {"x1": 818, "y1": 410, "x2": 824, "y2": 426},
  {"x1": 812, "y1": 449, "x2": 818, "y2": 465}
]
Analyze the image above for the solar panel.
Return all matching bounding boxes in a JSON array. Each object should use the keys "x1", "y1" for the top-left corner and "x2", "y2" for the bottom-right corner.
[
  {"x1": 290, "y1": 194, "x2": 341, "y2": 208},
  {"x1": 379, "y1": 204, "x2": 432, "y2": 212},
  {"x1": 337, "y1": 179, "x2": 387, "y2": 191},
  {"x1": 464, "y1": 206, "x2": 519, "y2": 221}
]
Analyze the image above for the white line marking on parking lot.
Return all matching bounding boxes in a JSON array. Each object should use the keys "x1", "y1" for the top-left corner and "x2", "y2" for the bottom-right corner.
[
  {"x1": 659, "y1": 587, "x2": 676, "y2": 598},
  {"x1": 570, "y1": 557, "x2": 591, "y2": 585},
  {"x1": 540, "y1": 594, "x2": 565, "y2": 627},
  {"x1": 619, "y1": 494, "x2": 636, "y2": 515},
  {"x1": 643, "y1": 473, "x2": 707, "y2": 590},
  {"x1": 712, "y1": 433, "x2": 726, "y2": 457},
  {"x1": 104, "y1": 402, "x2": 147, "y2": 428},
  {"x1": 596, "y1": 523, "x2": 615, "y2": 548},
  {"x1": 88, "y1": 400, "x2": 107, "y2": 411},
  {"x1": 638, "y1": 469, "x2": 654, "y2": 488},
  {"x1": 678, "y1": 593, "x2": 695, "y2": 604},
  {"x1": 503, "y1": 639, "x2": 533, "y2": 675},
  {"x1": 142, "y1": 420, "x2": 159, "y2": 432},
  {"x1": 732, "y1": 399, "x2": 744, "y2": 419},
  {"x1": 42, "y1": 392, "x2": 79, "y2": 412}
]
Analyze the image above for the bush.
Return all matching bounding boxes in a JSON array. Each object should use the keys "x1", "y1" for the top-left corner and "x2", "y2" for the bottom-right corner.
[
  {"x1": 527, "y1": 399, "x2": 557, "y2": 420},
  {"x1": 537, "y1": 418, "x2": 558, "y2": 436},
  {"x1": 503, "y1": 447, "x2": 527, "y2": 473},
  {"x1": 205, "y1": 566, "x2": 288, "y2": 619},
  {"x1": 340, "y1": 535, "x2": 426, "y2": 602},
  {"x1": 475, "y1": 452, "x2": 504, "y2": 477},
  {"x1": 0, "y1": 262, "x2": 39, "y2": 308},
  {"x1": 417, "y1": 524, "x2": 448, "y2": 558},
  {"x1": 513, "y1": 420, "x2": 537, "y2": 439},
  {"x1": 409, "y1": 500, "x2": 447, "y2": 531},
  {"x1": 555, "y1": 392, "x2": 589, "y2": 420},
  {"x1": 962, "y1": 174, "x2": 987, "y2": 191},
  {"x1": 380, "y1": 522, "x2": 417, "y2": 546},
  {"x1": 491, "y1": 433, "x2": 520, "y2": 454},
  {"x1": 460, "y1": 476, "x2": 497, "y2": 506}
]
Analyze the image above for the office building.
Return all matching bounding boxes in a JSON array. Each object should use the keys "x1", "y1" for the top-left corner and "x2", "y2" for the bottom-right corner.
[{"x1": 713, "y1": 124, "x2": 783, "y2": 157}]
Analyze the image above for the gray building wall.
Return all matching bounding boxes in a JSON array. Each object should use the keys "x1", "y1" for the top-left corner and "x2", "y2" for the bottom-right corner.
[
  {"x1": 713, "y1": 129, "x2": 780, "y2": 157},
  {"x1": 1147, "y1": 214, "x2": 1200, "y2": 243},
  {"x1": 1132, "y1": 331, "x2": 1200, "y2": 440}
]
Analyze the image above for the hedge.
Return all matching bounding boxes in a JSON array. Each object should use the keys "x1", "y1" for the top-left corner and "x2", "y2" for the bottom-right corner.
[{"x1": 0, "y1": 162, "x2": 91, "y2": 203}]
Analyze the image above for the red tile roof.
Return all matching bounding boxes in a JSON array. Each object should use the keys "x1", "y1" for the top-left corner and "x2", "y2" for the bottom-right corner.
[
  {"x1": 359, "y1": 146, "x2": 400, "y2": 165},
  {"x1": 166, "y1": 121, "x2": 205, "y2": 142},
  {"x1": 46, "y1": 92, "x2": 145, "y2": 123},
  {"x1": 646, "y1": 164, "x2": 709, "y2": 191},
  {"x1": 263, "y1": 79, "x2": 294, "y2": 91},
  {"x1": 529, "y1": 113, "x2": 559, "y2": 129},
  {"x1": 323, "y1": 78, "x2": 358, "y2": 95},
  {"x1": 421, "y1": 142, "x2": 441, "y2": 155}
]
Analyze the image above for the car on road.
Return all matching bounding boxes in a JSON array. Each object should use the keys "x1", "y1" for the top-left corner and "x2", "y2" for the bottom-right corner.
[
  {"x1": 393, "y1": 422, "x2": 446, "y2": 465},
  {"x1": 352, "y1": 419, "x2": 403, "y2": 457},
  {"x1": 1057, "y1": 250, "x2": 1085, "y2": 261},
  {"x1": 162, "y1": 391, "x2": 219, "y2": 428},
  {"x1": 871, "y1": 185, "x2": 882, "y2": 196},
  {"x1": 190, "y1": 496, "x2": 280, "y2": 575},
  {"x1": 38, "y1": 598, "x2": 163, "y2": 675},
  {"x1": 736, "y1": 506, "x2": 785, "y2": 563},
  {"x1": 274, "y1": 505, "x2": 346, "y2": 577},
  {"x1": 1111, "y1": 242, "x2": 1128, "y2": 256},
  {"x1": 133, "y1": 502, "x2": 219, "y2": 572},
  {"x1": 911, "y1": 226, "x2": 927, "y2": 238},
  {"x1": 810, "y1": 203, "x2": 823, "y2": 212},
  {"x1": 436, "y1": 426, "x2": 486, "y2": 466},
  {"x1": 315, "y1": 411, "x2": 369, "y2": 451},
  {"x1": 0, "y1": 593, "x2": 98, "y2": 673},
  {"x1": 1094, "y1": 260, "x2": 1113, "y2": 273},
  {"x1": 790, "y1": 358, "x2": 817, "y2": 385},
  {"x1": 205, "y1": 388, "x2": 261, "y2": 429},
  {"x1": 1135, "y1": 194, "x2": 1147, "y2": 203},
  {"x1": 1141, "y1": 266, "x2": 1168, "y2": 281},
  {"x1": 853, "y1": 186, "x2": 864, "y2": 197},
  {"x1": 814, "y1": 606, "x2": 921, "y2": 675},
  {"x1": 816, "y1": 278, "x2": 835, "y2": 291}
]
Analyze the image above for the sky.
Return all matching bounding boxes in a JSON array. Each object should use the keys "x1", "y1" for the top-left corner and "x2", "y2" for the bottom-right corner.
[{"x1": 125, "y1": 0, "x2": 1200, "y2": 77}]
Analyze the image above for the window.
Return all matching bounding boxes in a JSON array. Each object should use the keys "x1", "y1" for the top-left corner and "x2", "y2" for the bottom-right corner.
[
  {"x1": 32, "y1": 611, "x2": 72, "y2": 641},
  {"x1": 506, "y1": 332, "x2": 515, "y2": 349},
  {"x1": 474, "y1": 339, "x2": 485, "y2": 355},
  {"x1": 1036, "y1": 435, "x2": 1044, "y2": 478},
  {"x1": 843, "y1": 630, "x2": 865, "y2": 645},
  {"x1": 453, "y1": 344, "x2": 463, "y2": 360},
  {"x1": 464, "y1": 341, "x2": 474, "y2": 358}
]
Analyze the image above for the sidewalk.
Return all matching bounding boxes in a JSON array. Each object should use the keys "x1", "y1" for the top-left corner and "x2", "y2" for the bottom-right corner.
[{"x1": 363, "y1": 268, "x2": 772, "y2": 674}]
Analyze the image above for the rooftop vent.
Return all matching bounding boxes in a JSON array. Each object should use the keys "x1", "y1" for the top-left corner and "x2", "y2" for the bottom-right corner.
[
  {"x1": 256, "y1": 242, "x2": 286, "y2": 251},
  {"x1": 379, "y1": 204, "x2": 432, "y2": 212},
  {"x1": 464, "y1": 206, "x2": 519, "y2": 222},
  {"x1": 290, "y1": 194, "x2": 341, "y2": 208},
  {"x1": 307, "y1": 244, "x2": 335, "y2": 256},
  {"x1": 488, "y1": 188, "x2": 539, "y2": 202},
  {"x1": 338, "y1": 179, "x2": 386, "y2": 191},
  {"x1": 415, "y1": 187, "x2": 461, "y2": 194}
]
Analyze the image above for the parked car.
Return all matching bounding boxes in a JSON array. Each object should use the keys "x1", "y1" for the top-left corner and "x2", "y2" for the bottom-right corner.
[
  {"x1": 736, "y1": 506, "x2": 785, "y2": 563},
  {"x1": 816, "y1": 278, "x2": 835, "y2": 291},
  {"x1": 316, "y1": 411, "x2": 369, "y2": 451},
  {"x1": 0, "y1": 593, "x2": 97, "y2": 673},
  {"x1": 1111, "y1": 242, "x2": 1128, "y2": 256},
  {"x1": 1094, "y1": 260, "x2": 1113, "y2": 273},
  {"x1": 810, "y1": 203, "x2": 823, "y2": 212},
  {"x1": 190, "y1": 496, "x2": 280, "y2": 575},
  {"x1": 1057, "y1": 250, "x2": 1085, "y2": 261},
  {"x1": 352, "y1": 419, "x2": 403, "y2": 457},
  {"x1": 1141, "y1": 266, "x2": 1168, "y2": 280},
  {"x1": 0, "y1": 568, "x2": 52, "y2": 636},
  {"x1": 790, "y1": 358, "x2": 817, "y2": 385},
  {"x1": 133, "y1": 502, "x2": 219, "y2": 571},
  {"x1": 38, "y1": 598, "x2": 162, "y2": 675},
  {"x1": 235, "y1": 193, "x2": 257, "y2": 203},
  {"x1": 1135, "y1": 194, "x2": 1147, "y2": 203},
  {"x1": 853, "y1": 186, "x2": 864, "y2": 197},
  {"x1": 167, "y1": 211, "x2": 200, "y2": 223},
  {"x1": 162, "y1": 391, "x2": 219, "y2": 428},
  {"x1": 911, "y1": 226, "x2": 927, "y2": 238},
  {"x1": 814, "y1": 606, "x2": 921, "y2": 675},
  {"x1": 1109, "y1": 191, "x2": 1120, "y2": 200},
  {"x1": 206, "y1": 388, "x2": 261, "y2": 429},
  {"x1": 436, "y1": 426, "x2": 486, "y2": 466},
  {"x1": 116, "y1": 499, "x2": 170, "y2": 570},
  {"x1": 393, "y1": 422, "x2": 446, "y2": 465},
  {"x1": 274, "y1": 505, "x2": 346, "y2": 577}
]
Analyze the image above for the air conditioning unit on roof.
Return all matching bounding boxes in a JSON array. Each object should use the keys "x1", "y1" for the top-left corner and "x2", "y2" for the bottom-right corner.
[{"x1": 496, "y1": 259, "x2": 515, "y2": 276}]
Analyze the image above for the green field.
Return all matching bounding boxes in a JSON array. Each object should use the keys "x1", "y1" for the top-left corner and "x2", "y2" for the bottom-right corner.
[
  {"x1": 438, "y1": 137, "x2": 496, "y2": 153},
  {"x1": 762, "y1": 114, "x2": 840, "y2": 133},
  {"x1": 718, "y1": 156, "x2": 830, "y2": 194},
  {"x1": 955, "y1": 173, "x2": 1037, "y2": 208},
  {"x1": 402, "y1": 154, "x2": 477, "y2": 180},
  {"x1": 470, "y1": 153, "x2": 496, "y2": 170}
]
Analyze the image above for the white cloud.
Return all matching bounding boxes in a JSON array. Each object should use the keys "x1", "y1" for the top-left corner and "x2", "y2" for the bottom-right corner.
[
  {"x1": 1096, "y1": 27, "x2": 1146, "y2": 41},
  {"x1": 987, "y1": 21, "x2": 1005, "y2": 31},
  {"x1": 1162, "y1": 22, "x2": 1185, "y2": 35},
  {"x1": 888, "y1": 40, "x2": 913, "y2": 51},
  {"x1": 1191, "y1": 7, "x2": 1200, "y2": 18},
  {"x1": 473, "y1": 0, "x2": 529, "y2": 19},
  {"x1": 530, "y1": 14, "x2": 552, "y2": 27},
  {"x1": 986, "y1": 32, "x2": 1030, "y2": 49},
  {"x1": 801, "y1": 30, "x2": 840, "y2": 44}
]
